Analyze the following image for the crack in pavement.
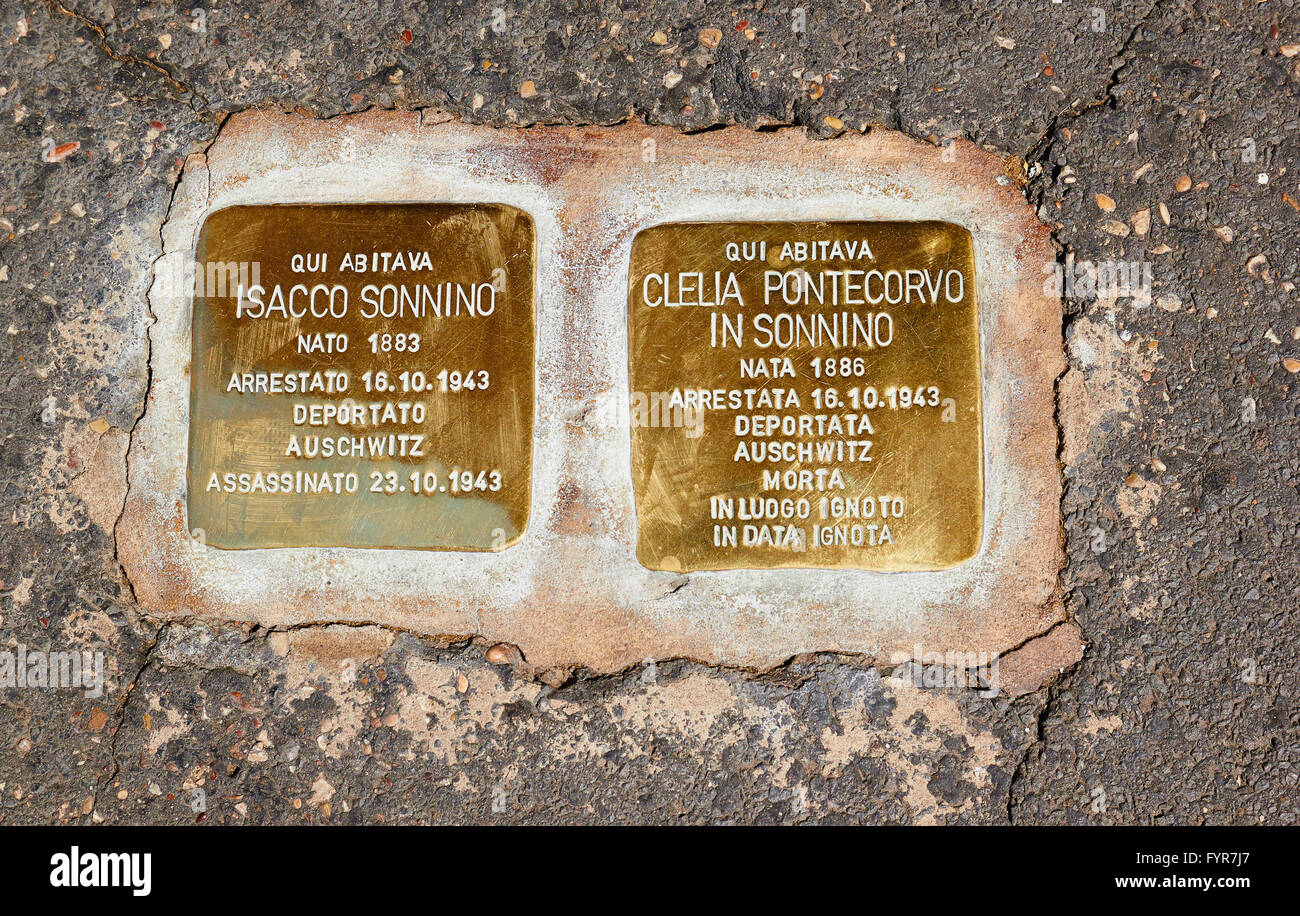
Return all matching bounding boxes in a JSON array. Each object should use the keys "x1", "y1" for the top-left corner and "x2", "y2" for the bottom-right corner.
[
  {"x1": 1025, "y1": 0, "x2": 1164, "y2": 168},
  {"x1": 112, "y1": 112, "x2": 229, "y2": 613},
  {"x1": 1000, "y1": 4, "x2": 1172, "y2": 810},
  {"x1": 44, "y1": 0, "x2": 207, "y2": 110},
  {"x1": 99, "y1": 619, "x2": 171, "y2": 799},
  {"x1": 1006, "y1": 655, "x2": 1086, "y2": 823}
]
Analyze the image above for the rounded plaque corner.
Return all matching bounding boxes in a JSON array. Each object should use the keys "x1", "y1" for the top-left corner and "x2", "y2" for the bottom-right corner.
[
  {"x1": 490, "y1": 518, "x2": 529, "y2": 553},
  {"x1": 193, "y1": 202, "x2": 259, "y2": 250},
  {"x1": 495, "y1": 201, "x2": 535, "y2": 224},
  {"x1": 938, "y1": 533, "x2": 984, "y2": 572},
  {"x1": 632, "y1": 541, "x2": 679, "y2": 574},
  {"x1": 627, "y1": 222, "x2": 676, "y2": 252}
]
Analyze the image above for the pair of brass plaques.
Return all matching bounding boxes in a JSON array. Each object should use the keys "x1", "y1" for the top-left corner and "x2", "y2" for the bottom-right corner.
[{"x1": 188, "y1": 205, "x2": 982, "y2": 570}]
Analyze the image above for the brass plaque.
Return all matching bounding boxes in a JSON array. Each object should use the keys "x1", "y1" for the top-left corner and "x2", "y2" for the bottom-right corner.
[
  {"x1": 628, "y1": 221, "x2": 982, "y2": 572},
  {"x1": 188, "y1": 203, "x2": 535, "y2": 550}
]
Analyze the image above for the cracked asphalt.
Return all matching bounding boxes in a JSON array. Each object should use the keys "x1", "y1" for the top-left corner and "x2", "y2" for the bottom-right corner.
[{"x1": 0, "y1": 0, "x2": 1296, "y2": 824}]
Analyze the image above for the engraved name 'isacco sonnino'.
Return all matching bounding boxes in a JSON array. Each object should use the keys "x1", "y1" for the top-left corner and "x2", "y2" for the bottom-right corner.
[{"x1": 234, "y1": 280, "x2": 498, "y2": 320}]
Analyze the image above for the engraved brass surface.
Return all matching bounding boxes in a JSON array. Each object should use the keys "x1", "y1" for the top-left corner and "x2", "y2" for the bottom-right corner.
[
  {"x1": 628, "y1": 220, "x2": 982, "y2": 572},
  {"x1": 188, "y1": 203, "x2": 535, "y2": 549}
]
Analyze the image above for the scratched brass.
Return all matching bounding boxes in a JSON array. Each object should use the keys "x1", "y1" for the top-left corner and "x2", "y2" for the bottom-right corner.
[
  {"x1": 628, "y1": 220, "x2": 982, "y2": 572},
  {"x1": 188, "y1": 203, "x2": 535, "y2": 550}
]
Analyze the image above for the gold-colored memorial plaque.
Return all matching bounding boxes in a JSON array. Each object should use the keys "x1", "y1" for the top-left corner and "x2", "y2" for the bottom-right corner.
[
  {"x1": 628, "y1": 220, "x2": 982, "y2": 572},
  {"x1": 188, "y1": 203, "x2": 535, "y2": 550}
]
